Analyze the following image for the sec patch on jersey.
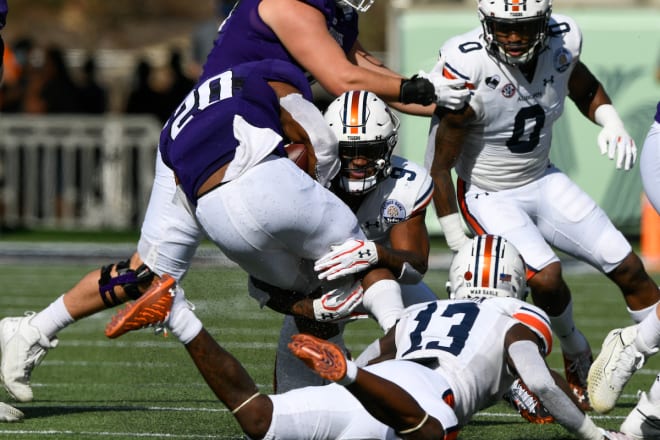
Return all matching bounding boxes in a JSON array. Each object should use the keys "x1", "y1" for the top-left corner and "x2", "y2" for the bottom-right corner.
[{"x1": 285, "y1": 143, "x2": 309, "y2": 173}]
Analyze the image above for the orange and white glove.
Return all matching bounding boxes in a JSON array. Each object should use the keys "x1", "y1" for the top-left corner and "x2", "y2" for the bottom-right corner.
[
  {"x1": 315, "y1": 239, "x2": 378, "y2": 281},
  {"x1": 312, "y1": 280, "x2": 364, "y2": 322}
]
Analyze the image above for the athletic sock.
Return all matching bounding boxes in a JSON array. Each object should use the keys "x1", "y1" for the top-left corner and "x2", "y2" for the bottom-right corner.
[
  {"x1": 548, "y1": 300, "x2": 590, "y2": 354},
  {"x1": 30, "y1": 295, "x2": 74, "y2": 340},
  {"x1": 628, "y1": 300, "x2": 660, "y2": 324},
  {"x1": 166, "y1": 286, "x2": 202, "y2": 345},
  {"x1": 635, "y1": 309, "x2": 660, "y2": 355}
]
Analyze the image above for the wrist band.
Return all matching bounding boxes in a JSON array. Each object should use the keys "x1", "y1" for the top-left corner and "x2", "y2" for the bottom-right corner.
[
  {"x1": 231, "y1": 392, "x2": 260, "y2": 415},
  {"x1": 338, "y1": 360, "x2": 358, "y2": 386},
  {"x1": 398, "y1": 412, "x2": 429, "y2": 435}
]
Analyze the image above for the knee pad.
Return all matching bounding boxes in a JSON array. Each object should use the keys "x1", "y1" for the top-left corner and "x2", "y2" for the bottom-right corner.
[{"x1": 99, "y1": 259, "x2": 155, "y2": 307}]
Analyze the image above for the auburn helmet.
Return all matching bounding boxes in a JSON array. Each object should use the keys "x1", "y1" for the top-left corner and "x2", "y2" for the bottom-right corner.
[
  {"x1": 324, "y1": 90, "x2": 399, "y2": 195},
  {"x1": 448, "y1": 234, "x2": 528, "y2": 300},
  {"x1": 478, "y1": 0, "x2": 552, "y2": 66}
]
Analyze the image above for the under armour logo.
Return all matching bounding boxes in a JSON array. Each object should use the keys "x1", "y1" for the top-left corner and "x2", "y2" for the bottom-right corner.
[
  {"x1": 358, "y1": 250, "x2": 372, "y2": 258},
  {"x1": 543, "y1": 76, "x2": 554, "y2": 86}
]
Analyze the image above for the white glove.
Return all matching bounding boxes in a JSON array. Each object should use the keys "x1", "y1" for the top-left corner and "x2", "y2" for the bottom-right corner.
[
  {"x1": 312, "y1": 280, "x2": 364, "y2": 322},
  {"x1": 418, "y1": 57, "x2": 471, "y2": 111},
  {"x1": 595, "y1": 104, "x2": 637, "y2": 170},
  {"x1": 314, "y1": 239, "x2": 378, "y2": 281},
  {"x1": 426, "y1": 71, "x2": 471, "y2": 111}
]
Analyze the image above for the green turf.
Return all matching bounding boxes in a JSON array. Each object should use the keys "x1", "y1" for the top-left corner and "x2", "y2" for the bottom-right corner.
[{"x1": 0, "y1": 263, "x2": 659, "y2": 439}]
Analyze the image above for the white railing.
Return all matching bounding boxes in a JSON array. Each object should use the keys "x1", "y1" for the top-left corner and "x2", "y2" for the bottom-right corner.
[{"x1": 0, "y1": 115, "x2": 162, "y2": 230}]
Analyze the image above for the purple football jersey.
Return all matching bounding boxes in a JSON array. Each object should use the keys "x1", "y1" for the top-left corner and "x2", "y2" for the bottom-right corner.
[
  {"x1": 160, "y1": 59, "x2": 311, "y2": 203},
  {"x1": 199, "y1": 0, "x2": 359, "y2": 82}
]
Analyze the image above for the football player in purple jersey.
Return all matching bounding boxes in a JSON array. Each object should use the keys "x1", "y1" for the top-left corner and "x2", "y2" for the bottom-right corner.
[{"x1": 0, "y1": 0, "x2": 471, "y2": 403}]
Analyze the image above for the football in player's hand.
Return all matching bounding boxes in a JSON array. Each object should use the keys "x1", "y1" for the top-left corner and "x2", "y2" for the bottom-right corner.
[{"x1": 285, "y1": 143, "x2": 309, "y2": 172}]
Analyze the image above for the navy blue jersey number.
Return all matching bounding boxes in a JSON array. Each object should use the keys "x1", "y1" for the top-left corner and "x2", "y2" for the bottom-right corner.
[
  {"x1": 401, "y1": 302, "x2": 479, "y2": 357},
  {"x1": 506, "y1": 104, "x2": 545, "y2": 153}
]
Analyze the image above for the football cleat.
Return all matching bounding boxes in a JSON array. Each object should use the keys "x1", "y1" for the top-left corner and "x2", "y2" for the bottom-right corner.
[
  {"x1": 564, "y1": 348, "x2": 593, "y2": 411},
  {"x1": 0, "y1": 313, "x2": 58, "y2": 403},
  {"x1": 620, "y1": 391, "x2": 660, "y2": 439},
  {"x1": 105, "y1": 274, "x2": 176, "y2": 339},
  {"x1": 0, "y1": 402, "x2": 24, "y2": 422},
  {"x1": 503, "y1": 378, "x2": 555, "y2": 424},
  {"x1": 288, "y1": 334, "x2": 347, "y2": 382},
  {"x1": 588, "y1": 326, "x2": 645, "y2": 414}
]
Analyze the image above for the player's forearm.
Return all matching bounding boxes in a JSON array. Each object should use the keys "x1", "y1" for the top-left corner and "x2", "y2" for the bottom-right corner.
[{"x1": 374, "y1": 244, "x2": 428, "y2": 282}]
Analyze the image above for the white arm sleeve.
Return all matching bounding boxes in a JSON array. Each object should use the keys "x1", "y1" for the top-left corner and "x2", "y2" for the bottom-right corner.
[
  {"x1": 279, "y1": 93, "x2": 339, "y2": 187},
  {"x1": 508, "y1": 341, "x2": 602, "y2": 440}
]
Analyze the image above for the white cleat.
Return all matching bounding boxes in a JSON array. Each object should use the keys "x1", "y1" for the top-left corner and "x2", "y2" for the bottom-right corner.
[
  {"x1": 621, "y1": 391, "x2": 660, "y2": 439},
  {"x1": 0, "y1": 313, "x2": 58, "y2": 402},
  {"x1": 588, "y1": 326, "x2": 645, "y2": 414},
  {"x1": 0, "y1": 402, "x2": 23, "y2": 422}
]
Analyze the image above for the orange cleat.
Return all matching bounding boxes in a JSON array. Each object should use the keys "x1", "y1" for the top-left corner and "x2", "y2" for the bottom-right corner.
[
  {"x1": 288, "y1": 334, "x2": 347, "y2": 382},
  {"x1": 105, "y1": 274, "x2": 176, "y2": 339}
]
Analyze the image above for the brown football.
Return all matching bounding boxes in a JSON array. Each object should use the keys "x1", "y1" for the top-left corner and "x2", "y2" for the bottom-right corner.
[{"x1": 285, "y1": 143, "x2": 309, "y2": 172}]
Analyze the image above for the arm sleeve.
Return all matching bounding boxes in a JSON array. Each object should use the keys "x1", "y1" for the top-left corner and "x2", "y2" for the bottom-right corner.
[{"x1": 508, "y1": 340, "x2": 601, "y2": 440}]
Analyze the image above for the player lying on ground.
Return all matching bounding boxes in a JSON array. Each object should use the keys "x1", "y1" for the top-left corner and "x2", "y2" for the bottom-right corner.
[{"x1": 180, "y1": 234, "x2": 629, "y2": 439}]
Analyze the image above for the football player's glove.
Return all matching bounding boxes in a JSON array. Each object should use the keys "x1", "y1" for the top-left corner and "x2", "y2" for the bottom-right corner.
[
  {"x1": 420, "y1": 69, "x2": 471, "y2": 111},
  {"x1": 312, "y1": 280, "x2": 364, "y2": 322},
  {"x1": 315, "y1": 239, "x2": 378, "y2": 281},
  {"x1": 595, "y1": 104, "x2": 637, "y2": 171},
  {"x1": 399, "y1": 75, "x2": 436, "y2": 106},
  {"x1": 503, "y1": 378, "x2": 555, "y2": 424}
]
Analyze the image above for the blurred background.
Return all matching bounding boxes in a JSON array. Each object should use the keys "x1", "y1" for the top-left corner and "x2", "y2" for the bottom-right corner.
[{"x1": 0, "y1": 0, "x2": 658, "y2": 252}]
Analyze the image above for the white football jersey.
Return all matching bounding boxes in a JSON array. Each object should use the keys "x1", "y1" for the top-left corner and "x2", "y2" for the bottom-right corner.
[
  {"x1": 428, "y1": 14, "x2": 581, "y2": 191},
  {"x1": 394, "y1": 297, "x2": 553, "y2": 426},
  {"x1": 355, "y1": 155, "x2": 433, "y2": 244}
]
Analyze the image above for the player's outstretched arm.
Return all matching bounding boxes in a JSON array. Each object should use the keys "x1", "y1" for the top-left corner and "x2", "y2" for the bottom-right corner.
[{"x1": 505, "y1": 324, "x2": 628, "y2": 440}]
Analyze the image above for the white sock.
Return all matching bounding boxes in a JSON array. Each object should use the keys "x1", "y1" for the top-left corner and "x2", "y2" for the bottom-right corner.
[
  {"x1": 648, "y1": 374, "x2": 660, "y2": 403},
  {"x1": 628, "y1": 300, "x2": 660, "y2": 323},
  {"x1": 361, "y1": 279, "x2": 403, "y2": 332},
  {"x1": 30, "y1": 295, "x2": 74, "y2": 340},
  {"x1": 166, "y1": 287, "x2": 202, "y2": 345},
  {"x1": 635, "y1": 310, "x2": 660, "y2": 355},
  {"x1": 548, "y1": 300, "x2": 589, "y2": 354}
]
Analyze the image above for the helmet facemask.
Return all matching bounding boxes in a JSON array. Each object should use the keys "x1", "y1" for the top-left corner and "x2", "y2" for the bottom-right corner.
[
  {"x1": 338, "y1": 137, "x2": 396, "y2": 195},
  {"x1": 478, "y1": 0, "x2": 552, "y2": 66}
]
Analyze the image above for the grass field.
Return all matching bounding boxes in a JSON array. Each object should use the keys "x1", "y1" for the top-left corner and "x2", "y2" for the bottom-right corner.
[{"x1": 0, "y1": 261, "x2": 659, "y2": 439}]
